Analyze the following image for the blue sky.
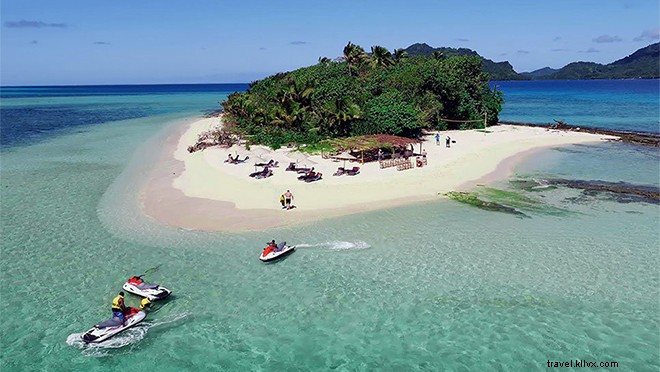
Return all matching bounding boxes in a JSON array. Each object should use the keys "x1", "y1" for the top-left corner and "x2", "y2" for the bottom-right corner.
[{"x1": 1, "y1": 0, "x2": 658, "y2": 85}]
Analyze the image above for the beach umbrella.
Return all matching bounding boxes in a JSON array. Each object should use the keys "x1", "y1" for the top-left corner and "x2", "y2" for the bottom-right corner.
[
  {"x1": 287, "y1": 152, "x2": 308, "y2": 162},
  {"x1": 332, "y1": 151, "x2": 357, "y2": 169},
  {"x1": 250, "y1": 147, "x2": 271, "y2": 157},
  {"x1": 287, "y1": 152, "x2": 315, "y2": 168}
]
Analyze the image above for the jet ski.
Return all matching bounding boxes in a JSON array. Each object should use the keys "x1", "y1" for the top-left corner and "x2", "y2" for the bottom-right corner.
[
  {"x1": 81, "y1": 307, "x2": 145, "y2": 343},
  {"x1": 260, "y1": 242, "x2": 295, "y2": 262},
  {"x1": 122, "y1": 276, "x2": 172, "y2": 301}
]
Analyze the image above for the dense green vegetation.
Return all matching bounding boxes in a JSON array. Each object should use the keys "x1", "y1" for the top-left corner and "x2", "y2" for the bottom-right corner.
[{"x1": 222, "y1": 42, "x2": 504, "y2": 149}]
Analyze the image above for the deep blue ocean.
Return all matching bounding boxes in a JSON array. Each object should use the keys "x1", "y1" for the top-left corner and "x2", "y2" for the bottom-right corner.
[
  {"x1": 0, "y1": 84, "x2": 249, "y2": 150},
  {"x1": 494, "y1": 79, "x2": 659, "y2": 133},
  {"x1": 1, "y1": 80, "x2": 658, "y2": 151}
]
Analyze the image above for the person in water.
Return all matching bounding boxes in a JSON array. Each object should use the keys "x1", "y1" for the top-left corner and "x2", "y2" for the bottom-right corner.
[{"x1": 112, "y1": 291, "x2": 126, "y2": 324}]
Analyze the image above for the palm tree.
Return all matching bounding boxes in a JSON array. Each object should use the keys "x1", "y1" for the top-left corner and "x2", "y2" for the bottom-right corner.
[
  {"x1": 326, "y1": 97, "x2": 362, "y2": 136},
  {"x1": 371, "y1": 45, "x2": 394, "y2": 68},
  {"x1": 279, "y1": 80, "x2": 314, "y2": 107},
  {"x1": 432, "y1": 50, "x2": 445, "y2": 61},
  {"x1": 271, "y1": 102, "x2": 305, "y2": 129},
  {"x1": 393, "y1": 48, "x2": 408, "y2": 63},
  {"x1": 343, "y1": 41, "x2": 367, "y2": 76},
  {"x1": 318, "y1": 56, "x2": 331, "y2": 66}
]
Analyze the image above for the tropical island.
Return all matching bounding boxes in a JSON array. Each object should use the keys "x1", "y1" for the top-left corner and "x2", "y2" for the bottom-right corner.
[
  {"x1": 143, "y1": 42, "x2": 620, "y2": 231},
  {"x1": 218, "y1": 42, "x2": 503, "y2": 150}
]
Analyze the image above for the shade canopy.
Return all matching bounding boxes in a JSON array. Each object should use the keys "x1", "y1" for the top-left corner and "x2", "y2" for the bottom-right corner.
[
  {"x1": 287, "y1": 151, "x2": 316, "y2": 165},
  {"x1": 325, "y1": 134, "x2": 423, "y2": 152},
  {"x1": 250, "y1": 147, "x2": 271, "y2": 157},
  {"x1": 287, "y1": 152, "x2": 308, "y2": 161},
  {"x1": 332, "y1": 151, "x2": 357, "y2": 161}
]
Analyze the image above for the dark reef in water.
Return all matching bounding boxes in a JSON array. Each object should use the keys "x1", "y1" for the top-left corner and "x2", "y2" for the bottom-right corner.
[
  {"x1": 546, "y1": 179, "x2": 660, "y2": 204},
  {"x1": 498, "y1": 121, "x2": 660, "y2": 147},
  {"x1": 444, "y1": 191, "x2": 529, "y2": 218},
  {"x1": 512, "y1": 178, "x2": 660, "y2": 204}
]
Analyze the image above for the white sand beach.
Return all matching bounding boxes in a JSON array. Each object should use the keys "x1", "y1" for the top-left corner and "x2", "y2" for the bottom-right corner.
[{"x1": 142, "y1": 116, "x2": 618, "y2": 231}]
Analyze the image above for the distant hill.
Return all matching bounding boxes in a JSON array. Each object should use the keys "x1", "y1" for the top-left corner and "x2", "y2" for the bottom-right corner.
[
  {"x1": 403, "y1": 42, "x2": 659, "y2": 80},
  {"x1": 404, "y1": 43, "x2": 527, "y2": 80},
  {"x1": 543, "y1": 42, "x2": 659, "y2": 80},
  {"x1": 520, "y1": 67, "x2": 559, "y2": 78}
]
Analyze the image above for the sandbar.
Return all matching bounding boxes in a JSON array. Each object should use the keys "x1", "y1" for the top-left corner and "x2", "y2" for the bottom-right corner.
[{"x1": 141, "y1": 116, "x2": 617, "y2": 231}]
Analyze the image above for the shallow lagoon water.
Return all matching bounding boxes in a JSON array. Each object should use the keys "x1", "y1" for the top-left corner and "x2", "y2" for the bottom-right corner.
[{"x1": 1, "y1": 85, "x2": 658, "y2": 370}]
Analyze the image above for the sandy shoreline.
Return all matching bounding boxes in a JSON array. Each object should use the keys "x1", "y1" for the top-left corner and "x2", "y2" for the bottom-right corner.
[{"x1": 142, "y1": 116, "x2": 617, "y2": 231}]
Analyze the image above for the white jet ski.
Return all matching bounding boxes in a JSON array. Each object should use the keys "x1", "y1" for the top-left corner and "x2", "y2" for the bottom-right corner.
[
  {"x1": 122, "y1": 276, "x2": 172, "y2": 301},
  {"x1": 260, "y1": 242, "x2": 295, "y2": 262},
  {"x1": 81, "y1": 307, "x2": 146, "y2": 343}
]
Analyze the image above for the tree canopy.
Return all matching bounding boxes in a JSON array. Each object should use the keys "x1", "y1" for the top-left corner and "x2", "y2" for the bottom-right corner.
[{"x1": 222, "y1": 42, "x2": 504, "y2": 149}]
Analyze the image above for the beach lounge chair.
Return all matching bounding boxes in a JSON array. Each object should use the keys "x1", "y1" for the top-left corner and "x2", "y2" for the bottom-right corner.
[
  {"x1": 226, "y1": 155, "x2": 250, "y2": 164},
  {"x1": 255, "y1": 159, "x2": 279, "y2": 167},
  {"x1": 298, "y1": 171, "x2": 322, "y2": 182},
  {"x1": 249, "y1": 166, "x2": 272, "y2": 179},
  {"x1": 286, "y1": 162, "x2": 309, "y2": 173},
  {"x1": 345, "y1": 166, "x2": 360, "y2": 176}
]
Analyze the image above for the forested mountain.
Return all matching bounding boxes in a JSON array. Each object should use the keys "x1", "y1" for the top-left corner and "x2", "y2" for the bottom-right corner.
[
  {"x1": 520, "y1": 67, "x2": 559, "y2": 79},
  {"x1": 546, "y1": 42, "x2": 659, "y2": 79},
  {"x1": 404, "y1": 43, "x2": 525, "y2": 80},
  {"x1": 405, "y1": 42, "x2": 659, "y2": 80}
]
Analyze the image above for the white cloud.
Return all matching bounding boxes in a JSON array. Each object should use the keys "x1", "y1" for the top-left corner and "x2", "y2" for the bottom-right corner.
[
  {"x1": 592, "y1": 35, "x2": 622, "y2": 43},
  {"x1": 633, "y1": 28, "x2": 660, "y2": 42}
]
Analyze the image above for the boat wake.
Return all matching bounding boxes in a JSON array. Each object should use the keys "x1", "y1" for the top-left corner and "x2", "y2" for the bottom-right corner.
[
  {"x1": 295, "y1": 240, "x2": 370, "y2": 251},
  {"x1": 66, "y1": 312, "x2": 191, "y2": 357}
]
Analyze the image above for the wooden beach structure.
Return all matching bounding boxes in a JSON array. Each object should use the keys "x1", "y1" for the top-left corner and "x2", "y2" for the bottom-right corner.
[{"x1": 323, "y1": 134, "x2": 423, "y2": 164}]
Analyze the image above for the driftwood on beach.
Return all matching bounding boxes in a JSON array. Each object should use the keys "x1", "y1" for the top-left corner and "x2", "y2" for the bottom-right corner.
[
  {"x1": 188, "y1": 127, "x2": 239, "y2": 153},
  {"x1": 499, "y1": 120, "x2": 660, "y2": 147}
]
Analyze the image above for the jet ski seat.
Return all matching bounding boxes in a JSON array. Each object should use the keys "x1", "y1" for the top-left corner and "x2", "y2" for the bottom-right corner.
[
  {"x1": 136, "y1": 283, "x2": 159, "y2": 290},
  {"x1": 96, "y1": 317, "x2": 123, "y2": 328}
]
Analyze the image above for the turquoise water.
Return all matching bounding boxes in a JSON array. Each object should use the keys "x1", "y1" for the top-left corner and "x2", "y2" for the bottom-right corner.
[{"x1": 1, "y1": 85, "x2": 659, "y2": 370}]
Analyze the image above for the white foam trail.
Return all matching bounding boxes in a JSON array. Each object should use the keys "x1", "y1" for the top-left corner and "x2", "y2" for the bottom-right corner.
[
  {"x1": 66, "y1": 312, "x2": 191, "y2": 357},
  {"x1": 295, "y1": 240, "x2": 370, "y2": 251},
  {"x1": 66, "y1": 327, "x2": 148, "y2": 357}
]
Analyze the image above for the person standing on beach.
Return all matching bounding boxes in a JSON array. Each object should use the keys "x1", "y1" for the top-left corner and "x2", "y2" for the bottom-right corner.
[
  {"x1": 435, "y1": 133, "x2": 440, "y2": 145},
  {"x1": 446, "y1": 136, "x2": 451, "y2": 148},
  {"x1": 284, "y1": 190, "x2": 294, "y2": 210},
  {"x1": 377, "y1": 149, "x2": 383, "y2": 162}
]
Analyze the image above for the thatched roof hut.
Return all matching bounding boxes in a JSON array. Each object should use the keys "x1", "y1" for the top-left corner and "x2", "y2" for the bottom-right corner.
[
  {"x1": 325, "y1": 134, "x2": 422, "y2": 152},
  {"x1": 323, "y1": 135, "x2": 424, "y2": 163}
]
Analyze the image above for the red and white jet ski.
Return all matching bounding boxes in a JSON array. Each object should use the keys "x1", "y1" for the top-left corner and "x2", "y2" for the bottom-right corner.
[
  {"x1": 81, "y1": 307, "x2": 146, "y2": 343},
  {"x1": 260, "y1": 242, "x2": 295, "y2": 262},
  {"x1": 122, "y1": 276, "x2": 172, "y2": 301}
]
